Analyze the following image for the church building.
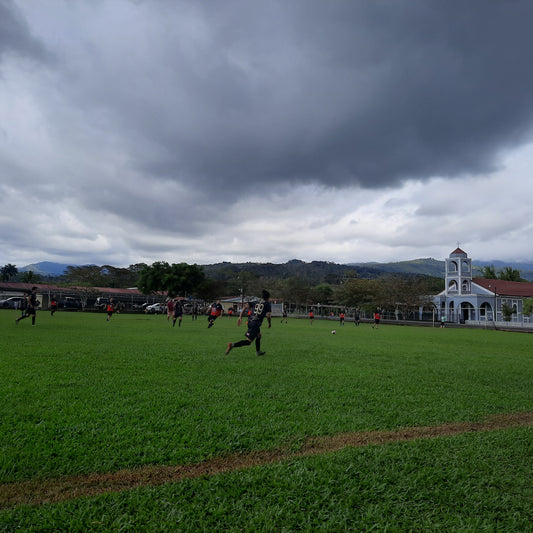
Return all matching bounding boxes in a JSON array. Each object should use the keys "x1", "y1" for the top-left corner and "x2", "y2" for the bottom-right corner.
[{"x1": 433, "y1": 248, "x2": 533, "y2": 325}]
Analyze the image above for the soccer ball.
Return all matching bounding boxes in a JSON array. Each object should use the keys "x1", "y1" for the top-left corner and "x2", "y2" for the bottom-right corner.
[{"x1": 331, "y1": 330, "x2": 336, "y2": 334}]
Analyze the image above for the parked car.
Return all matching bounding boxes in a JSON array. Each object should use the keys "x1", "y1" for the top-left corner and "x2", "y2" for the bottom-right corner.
[
  {"x1": 145, "y1": 302, "x2": 165, "y2": 314},
  {"x1": 0, "y1": 296, "x2": 26, "y2": 309},
  {"x1": 61, "y1": 297, "x2": 82, "y2": 309}
]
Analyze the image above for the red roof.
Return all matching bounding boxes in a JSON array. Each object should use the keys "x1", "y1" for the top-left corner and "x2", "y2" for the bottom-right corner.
[
  {"x1": 0, "y1": 281, "x2": 144, "y2": 296},
  {"x1": 473, "y1": 278, "x2": 533, "y2": 298},
  {"x1": 450, "y1": 247, "x2": 467, "y2": 256}
]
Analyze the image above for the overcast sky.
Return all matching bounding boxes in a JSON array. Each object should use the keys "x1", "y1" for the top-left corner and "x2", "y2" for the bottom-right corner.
[{"x1": 2, "y1": 0, "x2": 533, "y2": 269}]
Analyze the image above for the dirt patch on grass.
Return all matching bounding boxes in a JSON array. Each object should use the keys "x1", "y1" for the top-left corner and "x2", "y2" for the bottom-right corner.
[{"x1": 1, "y1": 412, "x2": 531, "y2": 510}]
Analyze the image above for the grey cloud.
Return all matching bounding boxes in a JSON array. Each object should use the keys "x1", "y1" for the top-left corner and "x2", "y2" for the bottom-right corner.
[
  {"x1": 0, "y1": 0, "x2": 50, "y2": 63},
  {"x1": 3, "y1": 0, "x2": 533, "y2": 267},
  {"x1": 76, "y1": 171, "x2": 212, "y2": 237},
  {"x1": 13, "y1": 0, "x2": 533, "y2": 201},
  {"x1": 91, "y1": 0, "x2": 532, "y2": 201}
]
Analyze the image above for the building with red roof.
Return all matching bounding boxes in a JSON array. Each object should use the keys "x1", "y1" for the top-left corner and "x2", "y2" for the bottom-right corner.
[{"x1": 0, "y1": 281, "x2": 159, "y2": 310}]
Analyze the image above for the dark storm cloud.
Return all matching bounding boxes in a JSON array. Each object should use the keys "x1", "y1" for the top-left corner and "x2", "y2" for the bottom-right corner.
[
  {"x1": 0, "y1": 0, "x2": 49, "y2": 62},
  {"x1": 115, "y1": 0, "x2": 533, "y2": 197},
  {"x1": 37, "y1": 0, "x2": 532, "y2": 209},
  {"x1": 3, "y1": 0, "x2": 533, "y2": 267}
]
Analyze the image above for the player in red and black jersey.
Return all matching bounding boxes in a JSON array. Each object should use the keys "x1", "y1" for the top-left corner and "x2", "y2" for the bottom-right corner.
[
  {"x1": 339, "y1": 310, "x2": 345, "y2": 326},
  {"x1": 106, "y1": 299, "x2": 115, "y2": 321},
  {"x1": 207, "y1": 301, "x2": 224, "y2": 328},
  {"x1": 50, "y1": 295, "x2": 58, "y2": 316}
]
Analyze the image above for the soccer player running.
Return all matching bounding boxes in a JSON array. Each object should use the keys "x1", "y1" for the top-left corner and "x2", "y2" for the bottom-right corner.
[
  {"x1": 15, "y1": 287, "x2": 39, "y2": 326},
  {"x1": 372, "y1": 306, "x2": 381, "y2": 329},
  {"x1": 166, "y1": 298, "x2": 174, "y2": 322},
  {"x1": 207, "y1": 300, "x2": 224, "y2": 328},
  {"x1": 50, "y1": 295, "x2": 58, "y2": 316},
  {"x1": 172, "y1": 298, "x2": 183, "y2": 327},
  {"x1": 226, "y1": 290, "x2": 272, "y2": 356},
  {"x1": 106, "y1": 298, "x2": 115, "y2": 321}
]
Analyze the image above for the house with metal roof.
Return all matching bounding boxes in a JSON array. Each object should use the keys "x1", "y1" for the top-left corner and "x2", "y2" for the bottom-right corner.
[
  {"x1": 0, "y1": 281, "x2": 158, "y2": 310},
  {"x1": 433, "y1": 248, "x2": 533, "y2": 327}
]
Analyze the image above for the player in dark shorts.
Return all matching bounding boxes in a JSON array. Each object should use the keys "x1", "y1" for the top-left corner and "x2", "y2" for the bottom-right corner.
[
  {"x1": 15, "y1": 287, "x2": 39, "y2": 326},
  {"x1": 106, "y1": 299, "x2": 115, "y2": 321},
  {"x1": 207, "y1": 301, "x2": 224, "y2": 328},
  {"x1": 372, "y1": 307, "x2": 381, "y2": 329},
  {"x1": 50, "y1": 295, "x2": 58, "y2": 316},
  {"x1": 172, "y1": 298, "x2": 183, "y2": 327},
  {"x1": 226, "y1": 290, "x2": 272, "y2": 356}
]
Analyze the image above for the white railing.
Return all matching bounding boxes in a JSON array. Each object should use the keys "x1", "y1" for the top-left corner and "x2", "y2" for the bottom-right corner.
[{"x1": 466, "y1": 319, "x2": 533, "y2": 329}]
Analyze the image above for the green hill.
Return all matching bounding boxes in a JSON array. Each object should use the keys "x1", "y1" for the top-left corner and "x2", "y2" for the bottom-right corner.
[
  {"x1": 349, "y1": 258, "x2": 447, "y2": 277},
  {"x1": 18, "y1": 258, "x2": 533, "y2": 283},
  {"x1": 202, "y1": 259, "x2": 387, "y2": 285},
  {"x1": 350, "y1": 258, "x2": 533, "y2": 281}
]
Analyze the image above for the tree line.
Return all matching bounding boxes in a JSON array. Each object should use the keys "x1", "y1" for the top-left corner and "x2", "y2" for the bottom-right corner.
[{"x1": 2, "y1": 260, "x2": 530, "y2": 315}]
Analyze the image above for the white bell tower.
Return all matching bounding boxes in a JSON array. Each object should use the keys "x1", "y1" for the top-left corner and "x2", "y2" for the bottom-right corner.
[{"x1": 445, "y1": 248, "x2": 472, "y2": 295}]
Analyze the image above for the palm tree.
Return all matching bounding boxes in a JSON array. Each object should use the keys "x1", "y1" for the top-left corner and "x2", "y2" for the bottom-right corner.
[
  {"x1": 1, "y1": 264, "x2": 18, "y2": 281},
  {"x1": 498, "y1": 267, "x2": 524, "y2": 282},
  {"x1": 20, "y1": 270, "x2": 41, "y2": 283},
  {"x1": 481, "y1": 265, "x2": 497, "y2": 279}
]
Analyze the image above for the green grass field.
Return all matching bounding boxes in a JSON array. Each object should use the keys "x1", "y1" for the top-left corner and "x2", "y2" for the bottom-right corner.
[{"x1": 1, "y1": 309, "x2": 531, "y2": 531}]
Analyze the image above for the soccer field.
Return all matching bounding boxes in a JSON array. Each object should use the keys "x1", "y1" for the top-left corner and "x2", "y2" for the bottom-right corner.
[{"x1": 1, "y1": 309, "x2": 532, "y2": 530}]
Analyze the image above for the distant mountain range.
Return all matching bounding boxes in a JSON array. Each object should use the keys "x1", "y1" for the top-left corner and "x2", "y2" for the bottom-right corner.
[
  {"x1": 349, "y1": 259, "x2": 533, "y2": 282},
  {"x1": 18, "y1": 258, "x2": 533, "y2": 281},
  {"x1": 349, "y1": 258, "x2": 448, "y2": 277},
  {"x1": 19, "y1": 262, "x2": 74, "y2": 277}
]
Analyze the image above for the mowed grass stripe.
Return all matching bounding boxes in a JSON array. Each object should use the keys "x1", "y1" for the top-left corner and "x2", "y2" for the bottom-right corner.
[{"x1": 0, "y1": 411, "x2": 531, "y2": 509}]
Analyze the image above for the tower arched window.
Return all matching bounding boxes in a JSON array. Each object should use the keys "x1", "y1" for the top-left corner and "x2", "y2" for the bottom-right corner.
[{"x1": 448, "y1": 280, "x2": 458, "y2": 291}]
